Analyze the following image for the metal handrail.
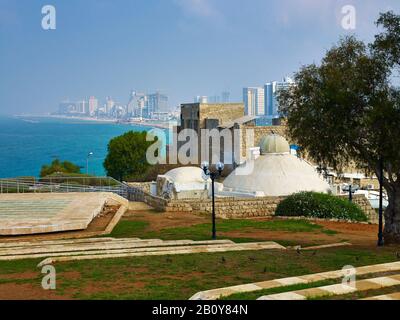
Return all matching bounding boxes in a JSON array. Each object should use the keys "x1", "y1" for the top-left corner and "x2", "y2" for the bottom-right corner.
[{"x1": 0, "y1": 177, "x2": 131, "y2": 199}]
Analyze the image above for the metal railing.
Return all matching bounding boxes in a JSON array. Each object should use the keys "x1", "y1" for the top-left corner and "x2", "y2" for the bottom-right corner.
[{"x1": 0, "y1": 176, "x2": 134, "y2": 199}]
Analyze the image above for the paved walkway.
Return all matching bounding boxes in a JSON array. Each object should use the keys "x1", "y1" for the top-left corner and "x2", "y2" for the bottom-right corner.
[
  {"x1": 0, "y1": 235, "x2": 285, "y2": 266},
  {"x1": 361, "y1": 292, "x2": 400, "y2": 300},
  {"x1": 258, "y1": 274, "x2": 400, "y2": 300},
  {"x1": 37, "y1": 241, "x2": 285, "y2": 267},
  {"x1": 190, "y1": 261, "x2": 400, "y2": 300}
]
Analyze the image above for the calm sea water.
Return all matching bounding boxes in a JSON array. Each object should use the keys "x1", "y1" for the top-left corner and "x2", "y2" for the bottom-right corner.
[{"x1": 0, "y1": 116, "x2": 157, "y2": 178}]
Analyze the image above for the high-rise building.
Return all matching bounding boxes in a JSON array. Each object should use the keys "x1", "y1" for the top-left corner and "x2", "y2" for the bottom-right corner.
[
  {"x1": 106, "y1": 96, "x2": 115, "y2": 115},
  {"x1": 243, "y1": 87, "x2": 265, "y2": 116},
  {"x1": 148, "y1": 92, "x2": 169, "y2": 115},
  {"x1": 264, "y1": 77, "x2": 294, "y2": 117},
  {"x1": 88, "y1": 96, "x2": 98, "y2": 116},
  {"x1": 77, "y1": 100, "x2": 86, "y2": 114},
  {"x1": 127, "y1": 91, "x2": 146, "y2": 117}
]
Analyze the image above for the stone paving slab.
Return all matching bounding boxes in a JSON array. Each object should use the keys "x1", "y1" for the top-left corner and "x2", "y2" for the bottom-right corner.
[
  {"x1": 0, "y1": 237, "x2": 120, "y2": 248},
  {"x1": 37, "y1": 241, "x2": 286, "y2": 267},
  {"x1": 0, "y1": 193, "x2": 123, "y2": 235},
  {"x1": 361, "y1": 292, "x2": 400, "y2": 300},
  {"x1": 189, "y1": 261, "x2": 400, "y2": 300},
  {"x1": 0, "y1": 239, "x2": 236, "y2": 260},
  {"x1": 12, "y1": 241, "x2": 270, "y2": 262},
  {"x1": 257, "y1": 274, "x2": 400, "y2": 300},
  {"x1": 299, "y1": 242, "x2": 352, "y2": 251}
]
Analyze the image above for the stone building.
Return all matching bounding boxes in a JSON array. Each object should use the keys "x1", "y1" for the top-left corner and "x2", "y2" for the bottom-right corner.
[{"x1": 172, "y1": 102, "x2": 289, "y2": 174}]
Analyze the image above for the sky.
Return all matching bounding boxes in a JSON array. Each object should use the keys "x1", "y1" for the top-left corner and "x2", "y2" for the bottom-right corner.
[{"x1": 1, "y1": 0, "x2": 400, "y2": 115}]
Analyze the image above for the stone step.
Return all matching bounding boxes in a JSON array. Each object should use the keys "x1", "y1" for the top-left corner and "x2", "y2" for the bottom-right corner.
[
  {"x1": 189, "y1": 261, "x2": 400, "y2": 300},
  {"x1": 0, "y1": 239, "x2": 236, "y2": 259},
  {"x1": 361, "y1": 292, "x2": 400, "y2": 300},
  {"x1": 0, "y1": 237, "x2": 123, "y2": 248},
  {"x1": 257, "y1": 274, "x2": 400, "y2": 300},
  {"x1": 37, "y1": 242, "x2": 286, "y2": 267}
]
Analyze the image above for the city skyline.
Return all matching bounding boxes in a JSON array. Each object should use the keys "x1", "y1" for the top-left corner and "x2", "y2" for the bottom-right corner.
[{"x1": 1, "y1": 0, "x2": 400, "y2": 115}]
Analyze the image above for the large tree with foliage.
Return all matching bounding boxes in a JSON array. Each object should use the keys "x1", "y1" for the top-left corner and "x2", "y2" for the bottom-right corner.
[
  {"x1": 279, "y1": 12, "x2": 400, "y2": 244},
  {"x1": 40, "y1": 159, "x2": 81, "y2": 177},
  {"x1": 104, "y1": 131, "x2": 154, "y2": 181}
]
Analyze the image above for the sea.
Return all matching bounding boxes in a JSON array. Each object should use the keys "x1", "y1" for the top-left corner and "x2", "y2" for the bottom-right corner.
[{"x1": 0, "y1": 116, "x2": 163, "y2": 178}]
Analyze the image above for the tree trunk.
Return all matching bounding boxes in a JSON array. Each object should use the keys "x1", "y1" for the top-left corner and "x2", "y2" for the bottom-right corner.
[{"x1": 383, "y1": 185, "x2": 400, "y2": 244}]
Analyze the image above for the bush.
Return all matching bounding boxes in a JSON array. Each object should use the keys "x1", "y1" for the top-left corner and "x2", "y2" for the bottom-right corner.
[
  {"x1": 40, "y1": 159, "x2": 81, "y2": 177},
  {"x1": 275, "y1": 192, "x2": 368, "y2": 222}
]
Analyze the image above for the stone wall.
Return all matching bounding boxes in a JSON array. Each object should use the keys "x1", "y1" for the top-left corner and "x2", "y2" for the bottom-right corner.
[
  {"x1": 145, "y1": 195, "x2": 285, "y2": 219},
  {"x1": 338, "y1": 194, "x2": 378, "y2": 223},
  {"x1": 140, "y1": 191, "x2": 377, "y2": 223},
  {"x1": 238, "y1": 124, "x2": 289, "y2": 158}
]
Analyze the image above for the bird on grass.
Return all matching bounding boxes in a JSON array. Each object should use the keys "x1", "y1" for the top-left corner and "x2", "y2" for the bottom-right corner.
[
  {"x1": 221, "y1": 256, "x2": 226, "y2": 263},
  {"x1": 296, "y1": 247, "x2": 302, "y2": 255}
]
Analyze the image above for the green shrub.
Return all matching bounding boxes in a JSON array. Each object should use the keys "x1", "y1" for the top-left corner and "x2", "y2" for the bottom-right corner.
[{"x1": 275, "y1": 192, "x2": 368, "y2": 222}]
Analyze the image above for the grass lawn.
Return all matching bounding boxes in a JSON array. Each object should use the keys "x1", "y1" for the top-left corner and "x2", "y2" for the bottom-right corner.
[
  {"x1": 0, "y1": 245, "x2": 398, "y2": 300},
  {"x1": 109, "y1": 218, "x2": 338, "y2": 246},
  {"x1": 0, "y1": 215, "x2": 396, "y2": 300}
]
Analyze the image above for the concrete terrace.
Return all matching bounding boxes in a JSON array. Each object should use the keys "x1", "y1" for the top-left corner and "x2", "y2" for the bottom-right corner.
[{"x1": 0, "y1": 193, "x2": 126, "y2": 235}]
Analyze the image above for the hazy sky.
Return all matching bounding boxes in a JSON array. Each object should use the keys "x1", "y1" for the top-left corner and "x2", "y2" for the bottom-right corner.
[{"x1": 1, "y1": 0, "x2": 400, "y2": 114}]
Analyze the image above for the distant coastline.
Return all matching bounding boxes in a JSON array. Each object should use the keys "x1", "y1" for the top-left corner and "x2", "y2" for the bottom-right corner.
[{"x1": 14, "y1": 114, "x2": 173, "y2": 130}]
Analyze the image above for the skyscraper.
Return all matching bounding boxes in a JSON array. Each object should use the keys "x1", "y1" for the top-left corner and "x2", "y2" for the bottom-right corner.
[
  {"x1": 264, "y1": 77, "x2": 294, "y2": 117},
  {"x1": 106, "y1": 96, "x2": 115, "y2": 115},
  {"x1": 243, "y1": 87, "x2": 265, "y2": 116},
  {"x1": 147, "y1": 91, "x2": 169, "y2": 115},
  {"x1": 77, "y1": 100, "x2": 87, "y2": 114},
  {"x1": 88, "y1": 96, "x2": 98, "y2": 116}
]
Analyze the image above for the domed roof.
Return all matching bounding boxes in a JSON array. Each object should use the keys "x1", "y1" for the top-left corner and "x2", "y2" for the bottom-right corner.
[
  {"x1": 259, "y1": 134, "x2": 290, "y2": 154},
  {"x1": 223, "y1": 154, "x2": 330, "y2": 197},
  {"x1": 164, "y1": 167, "x2": 208, "y2": 183}
]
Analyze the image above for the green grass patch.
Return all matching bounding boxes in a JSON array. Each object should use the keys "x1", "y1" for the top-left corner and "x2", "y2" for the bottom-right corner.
[
  {"x1": 110, "y1": 218, "x2": 336, "y2": 243},
  {"x1": 0, "y1": 247, "x2": 398, "y2": 300}
]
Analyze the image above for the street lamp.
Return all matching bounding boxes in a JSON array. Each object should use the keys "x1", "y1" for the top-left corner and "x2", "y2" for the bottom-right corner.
[
  {"x1": 201, "y1": 161, "x2": 224, "y2": 240},
  {"x1": 86, "y1": 152, "x2": 94, "y2": 175},
  {"x1": 378, "y1": 157, "x2": 384, "y2": 247}
]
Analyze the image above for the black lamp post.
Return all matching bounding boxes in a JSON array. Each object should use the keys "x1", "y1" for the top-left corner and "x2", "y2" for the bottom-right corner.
[
  {"x1": 378, "y1": 156, "x2": 384, "y2": 247},
  {"x1": 201, "y1": 161, "x2": 224, "y2": 240}
]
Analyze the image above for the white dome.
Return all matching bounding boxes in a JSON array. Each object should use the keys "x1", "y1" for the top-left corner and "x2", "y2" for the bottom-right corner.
[
  {"x1": 259, "y1": 134, "x2": 290, "y2": 154},
  {"x1": 164, "y1": 167, "x2": 207, "y2": 184},
  {"x1": 223, "y1": 154, "x2": 330, "y2": 197}
]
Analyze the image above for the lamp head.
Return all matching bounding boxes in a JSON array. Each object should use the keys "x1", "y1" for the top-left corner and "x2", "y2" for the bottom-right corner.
[
  {"x1": 216, "y1": 162, "x2": 225, "y2": 173},
  {"x1": 201, "y1": 161, "x2": 209, "y2": 173}
]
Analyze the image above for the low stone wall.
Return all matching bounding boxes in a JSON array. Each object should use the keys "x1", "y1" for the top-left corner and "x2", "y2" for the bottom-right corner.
[
  {"x1": 338, "y1": 194, "x2": 378, "y2": 223},
  {"x1": 127, "y1": 182, "x2": 152, "y2": 194},
  {"x1": 140, "y1": 191, "x2": 377, "y2": 223},
  {"x1": 150, "y1": 196, "x2": 284, "y2": 219}
]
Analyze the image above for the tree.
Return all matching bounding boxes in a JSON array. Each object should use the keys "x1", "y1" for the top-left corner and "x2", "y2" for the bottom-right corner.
[
  {"x1": 40, "y1": 159, "x2": 81, "y2": 177},
  {"x1": 104, "y1": 131, "x2": 155, "y2": 181},
  {"x1": 279, "y1": 12, "x2": 400, "y2": 244}
]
